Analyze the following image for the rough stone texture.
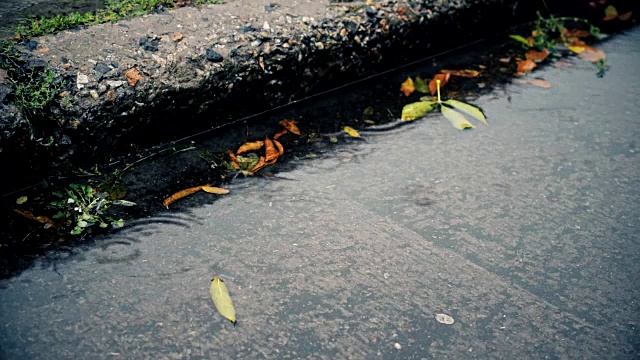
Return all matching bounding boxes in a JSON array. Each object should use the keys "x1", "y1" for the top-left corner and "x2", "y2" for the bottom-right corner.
[{"x1": 0, "y1": 0, "x2": 582, "y2": 186}]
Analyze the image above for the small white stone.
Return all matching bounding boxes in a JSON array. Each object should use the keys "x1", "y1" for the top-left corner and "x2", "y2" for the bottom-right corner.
[
  {"x1": 263, "y1": 21, "x2": 270, "y2": 30},
  {"x1": 89, "y1": 90, "x2": 99, "y2": 100},
  {"x1": 106, "y1": 80, "x2": 125, "y2": 88},
  {"x1": 394, "y1": 343, "x2": 402, "y2": 350},
  {"x1": 76, "y1": 74, "x2": 89, "y2": 89}
]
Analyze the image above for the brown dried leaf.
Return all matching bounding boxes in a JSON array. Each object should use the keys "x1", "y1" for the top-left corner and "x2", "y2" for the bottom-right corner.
[
  {"x1": 13, "y1": 209, "x2": 56, "y2": 228},
  {"x1": 273, "y1": 139, "x2": 284, "y2": 156},
  {"x1": 264, "y1": 138, "x2": 279, "y2": 164},
  {"x1": 440, "y1": 69, "x2": 479, "y2": 78},
  {"x1": 125, "y1": 68, "x2": 143, "y2": 87},
  {"x1": 400, "y1": 77, "x2": 415, "y2": 96},
  {"x1": 236, "y1": 141, "x2": 264, "y2": 155},
  {"x1": 577, "y1": 46, "x2": 606, "y2": 63},
  {"x1": 429, "y1": 73, "x2": 450, "y2": 95},
  {"x1": 163, "y1": 185, "x2": 205, "y2": 208},
  {"x1": 201, "y1": 186, "x2": 230, "y2": 195},
  {"x1": 250, "y1": 156, "x2": 267, "y2": 174},
  {"x1": 279, "y1": 120, "x2": 301, "y2": 135}
]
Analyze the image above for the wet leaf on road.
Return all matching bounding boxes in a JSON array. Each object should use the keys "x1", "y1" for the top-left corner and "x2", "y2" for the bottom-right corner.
[
  {"x1": 441, "y1": 105, "x2": 474, "y2": 130},
  {"x1": 343, "y1": 126, "x2": 361, "y2": 138},
  {"x1": 443, "y1": 99, "x2": 487, "y2": 125},
  {"x1": 440, "y1": 69, "x2": 480, "y2": 78},
  {"x1": 400, "y1": 77, "x2": 415, "y2": 96},
  {"x1": 237, "y1": 141, "x2": 264, "y2": 155},
  {"x1": 279, "y1": 120, "x2": 301, "y2": 135},
  {"x1": 163, "y1": 185, "x2": 205, "y2": 208},
  {"x1": 510, "y1": 34, "x2": 533, "y2": 47},
  {"x1": 264, "y1": 138, "x2": 279, "y2": 164},
  {"x1": 273, "y1": 139, "x2": 284, "y2": 156},
  {"x1": 513, "y1": 78, "x2": 552, "y2": 88},
  {"x1": 210, "y1": 277, "x2": 236, "y2": 324},
  {"x1": 401, "y1": 101, "x2": 435, "y2": 121},
  {"x1": 435, "y1": 313, "x2": 455, "y2": 324}
]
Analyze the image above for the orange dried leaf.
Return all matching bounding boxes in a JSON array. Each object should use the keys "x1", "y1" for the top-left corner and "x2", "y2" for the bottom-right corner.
[
  {"x1": 440, "y1": 69, "x2": 479, "y2": 78},
  {"x1": 273, "y1": 129, "x2": 288, "y2": 140},
  {"x1": 564, "y1": 28, "x2": 590, "y2": 38},
  {"x1": 236, "y1": 141, "x2": 264, "y2": 155},
  {"x1": 516, "y1": 59, "x2": 536, "y2": 74},
  {"x1": 125, "y1": 68, "x2": 143, "y2": 87},
  {"x1": 13, "y1": 209, "x2": 56, "y2": 228},
  {"x1": 400, "y1": 77, "x2": 415, "y2": 96},
  {"x1": 264, "y1": 138, "x2": 279, "y2": 164},
  {"x1": 513, "y1": 78, "x2": 552, "y2": 88},
  {"x1": 273, "y1": 139, "x2": 284, "y2": 156},
  {"x1": 279, "y1": 119, "x2": 301, "y2": 135},
  {"x1": 201, "y1": 186, "x2": 230, "y2": 195},
  {"x1": 429, "y1": 73, "x2": 450, "y2": 95},
  {"x1": 225, "y1": 150, "x2": 240, "y2": 169},
  {"x1": 163, "y1": 185, "x2": 205, "y2": 208},
  {"x1": 250, "y1": 156, "x2": 267, "y2": 174},
  {"x1": 524, "y1": 48, "x2": 550, "y2": 62},
  {"x1": 577, "y1": 46, "x2": 606, "y2": 63}
]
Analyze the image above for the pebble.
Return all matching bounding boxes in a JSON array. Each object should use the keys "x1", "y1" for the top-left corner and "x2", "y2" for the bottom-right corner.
[
  {"x1": 206, "y1": 48, "x2": 224, "y2": 62},
  {"x1": 106, "y1": 80, "x2": 125, "y2": 88},
  {"x1": 89, "y1": 90, "x2": 99, "y2": 100},
  {"x1": 76, "y1": 74, "x2": 90, "y2": 89}
]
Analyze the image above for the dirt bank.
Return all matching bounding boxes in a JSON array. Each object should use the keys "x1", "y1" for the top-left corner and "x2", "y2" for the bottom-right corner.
[{"x1": 0, "y1": 0, "x2": 585, "y2": 190}]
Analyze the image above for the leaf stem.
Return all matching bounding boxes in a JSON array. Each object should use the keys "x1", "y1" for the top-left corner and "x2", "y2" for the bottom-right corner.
[{"x1": 436, "y1": 79, "x2": 441, "y2": 103}]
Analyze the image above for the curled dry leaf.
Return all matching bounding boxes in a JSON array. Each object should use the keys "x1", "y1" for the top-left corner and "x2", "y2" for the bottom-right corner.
[
  {"x1": 524, "y1": 48, "x2": 550, "y2": 62},
  {"x1": 435, "y1": 313, "x2": 455, "y2": 325},
  {"x1": 273, "y1": 139, "x2": 284, "y2": 156},
  {"x1": 210, "y1": 277, "x2": 237, "y2": 324},
  {"x1": 163, "y1": 185, "x2": 205, "y2": 208},
  {"x1": 279, "y1": 119, "x2": 301, "y2": 135},
  {"x1": 516, "y1": 59, "x2": 537, "y2": 75},
  {"x1": 236, "y1": 141, "x2": 264, "y2": 155},
  {"x1": 264, "y1": 138, "x2": 279, "y2": 164},
  {"x1": 440, "y1": 69, "x2": 480, "y2": 78},
  {"x1": 250, "y1": 156, "x2": 267, "y2": 174},
  {"x1": 343, "y1": 126, "x2": 361, "y2": 138},
  {"x1": 429, "y1": 73, "x2": 450, "y2": 95},
  {"x1": 124, "y1": 68, "x2": 143, "y2": 87},
  {"x1": 13, "y1": 209, "x2": 56, "y2": 228},
  {"x1": 400, "y1": 77, "x2": 415, "y2": 96}
]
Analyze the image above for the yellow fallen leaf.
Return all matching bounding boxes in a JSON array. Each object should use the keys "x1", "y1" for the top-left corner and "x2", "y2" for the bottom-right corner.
[
  {"x1": 401, "y1": 101, "x2": 435, "y2": 121},
  {"x1": 400, "y1": 77, "x2": 415, "y2": 96},
  {"x1": 236, "y1": 141, "x2": 264, "y2": 154},
  {"x1": 210, "y1": 277, "x2": 236, "y2": 324},
  {"x1": 568, "y1": 45, "x2": 586, "y2": 54},
  {"x1": 343, "y1": 126, "x2": 361, "y2": 138},
  {"x1": 443, "y1": 99, "x2": 487, "y2": 125},
  {"x1": 201, "y1": 186, "x2": 230, "y2": 195},
  {"x1": 16, "y1": 196, "x2": 28, "y2": 204}
]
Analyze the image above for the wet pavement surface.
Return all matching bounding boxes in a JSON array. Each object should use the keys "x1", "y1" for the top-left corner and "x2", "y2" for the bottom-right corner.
[{"x1": 1, "y1": 28, "x2": 639, "y2": 359}]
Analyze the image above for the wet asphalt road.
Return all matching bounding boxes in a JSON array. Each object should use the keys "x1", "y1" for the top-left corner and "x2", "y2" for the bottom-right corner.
[{"x1": 1, "y1": 29, "x2": 639, "y2": 359}]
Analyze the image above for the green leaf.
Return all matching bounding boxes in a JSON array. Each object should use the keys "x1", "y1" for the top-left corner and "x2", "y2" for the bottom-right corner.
[
  {"x1": 71, "y1": 226, "x2": 83, "y2": 235},
  {"x1": 401, "y1": 101, "x2": 436, "y2": 121},
  {"x1": 441, "y1": 105, "x2": 475, "y2": 130},
  {"x1": 112, "y1": 219, "x2": 124, "y2": 228},
  {"x1": 443, "y1": 99, "x2": 487, "y2": 125},
  {"x1": 77, "y1": 220, "x2": 89, "y2": 228},
  {"x1": 16, "y1": 196, "x2": 28, "y2": 204},
  {"x1": 210, "y1": 277, "x2": 237, "y2": 324},
  {"x1": 414, "y1": 77, "x2": 430, "y2": 93},
  {"x1": 509, "y1": 34, "x2": 530, "y2": 47}
]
